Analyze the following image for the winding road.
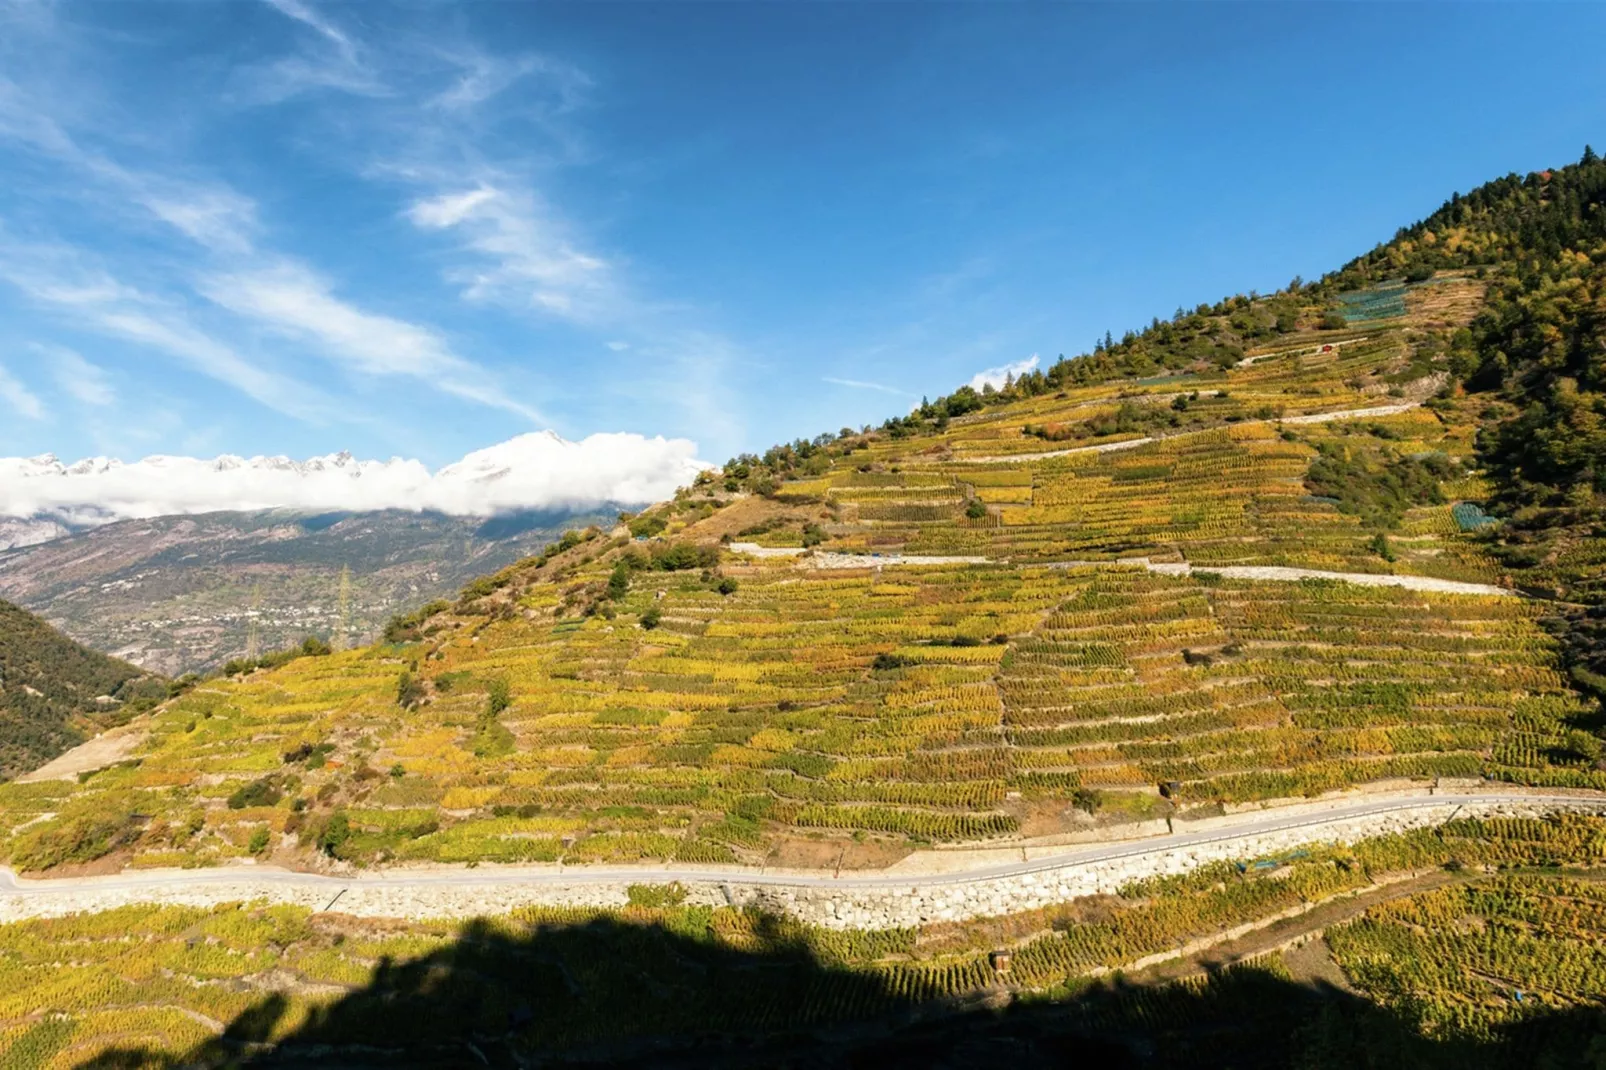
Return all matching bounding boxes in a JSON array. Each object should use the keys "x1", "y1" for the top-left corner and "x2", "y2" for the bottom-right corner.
[{"x1": 2, "y1": 791, "x2": 1600, "y2": 912}]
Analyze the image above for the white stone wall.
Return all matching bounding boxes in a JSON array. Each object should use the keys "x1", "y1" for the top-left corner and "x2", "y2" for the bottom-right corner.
[{"x1": 4, "y1": 798, "x2": 1598, "y2": 930}]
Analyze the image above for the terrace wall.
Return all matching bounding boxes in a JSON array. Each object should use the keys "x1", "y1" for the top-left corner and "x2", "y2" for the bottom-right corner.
[{"x1": 5, "y1": 797, "x2": 1602, "y2": 930}]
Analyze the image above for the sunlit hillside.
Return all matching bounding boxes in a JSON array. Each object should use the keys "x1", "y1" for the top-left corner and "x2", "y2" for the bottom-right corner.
[
  {"x1": 1, "y1": 143, "x2": 1604, "y2": 1070},
  {"x1": 3, "y1": 264, "x2": 1594, "y2": 873}
]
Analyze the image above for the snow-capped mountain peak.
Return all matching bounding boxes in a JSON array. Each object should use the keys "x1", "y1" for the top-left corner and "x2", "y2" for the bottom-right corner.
[{"x1": 0, "y1": 432, "x2": 709, "y2": 530}]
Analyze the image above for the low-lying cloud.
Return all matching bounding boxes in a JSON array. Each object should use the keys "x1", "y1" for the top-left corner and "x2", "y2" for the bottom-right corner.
[
  {"x1": 0, "y1": 430, "x2": 708, "y2": 527},
  {"x1": 968, "y1": 354, "x2": 1040, "y2": 392}
]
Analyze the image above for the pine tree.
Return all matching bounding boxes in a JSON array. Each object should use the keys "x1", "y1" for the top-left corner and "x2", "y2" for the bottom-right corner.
[{"x1": 1584, "y1": 144, "x2": 1600, "y2": 165}]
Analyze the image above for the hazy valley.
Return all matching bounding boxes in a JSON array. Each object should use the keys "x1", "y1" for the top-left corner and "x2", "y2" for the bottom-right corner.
[{"x1": 0, "y1": 506, "x2": 616, "y2": 677}]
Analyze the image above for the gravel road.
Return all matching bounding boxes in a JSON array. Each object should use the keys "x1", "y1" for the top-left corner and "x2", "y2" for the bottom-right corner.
[{"x1": 2, "y1": 791, "x2": 1597, "y2": 911}]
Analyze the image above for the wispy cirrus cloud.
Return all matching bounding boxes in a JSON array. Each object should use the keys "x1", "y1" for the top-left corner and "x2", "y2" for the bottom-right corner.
[
  {"x1": 0, "y1": 359, "x2": 46, "y2": 420},
  {"x1": 0, "y1": 61, "x2": 540, "y2": 430},
  {"x1": 247, "y1": 0, "x2": 745, "y2": 449},
  {"x1": 406, "y1": 184, "x2": 612, "y2": 320},
  {"x1": 239, "y1": 0, "x2": 387, "y2": 102},
  {"x1": 39, "y1": 344, "x2": 115, "y2": 407},
  {"x1": 0, "y1": 240, "x2": 328, "y2": 421},
  {"x1": 0, "y1": 0, "x2": 752, "y2": 465},
  {"x1": 430, "y1": 50, "x2": 590, "y2": 113},
  {"x1": 823, "y1": 376, "x2": 916, "y2": 398},
  {"x1": 0, "y1": 77, "x2": 261, "y2": 255},
  {"x1": 199, "y1": 261, "x2": 544, "y2": 421}
]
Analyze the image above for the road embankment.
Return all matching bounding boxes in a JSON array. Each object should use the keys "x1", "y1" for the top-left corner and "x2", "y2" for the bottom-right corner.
[{"x1": 3, "y1": 790, "x2": 1600, "y2": 930}]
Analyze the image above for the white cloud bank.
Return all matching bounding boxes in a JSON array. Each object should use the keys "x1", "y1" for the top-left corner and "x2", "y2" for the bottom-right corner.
[
  {"x1": 0, "y1": 431, "x2": 709, "y2": 527},
  {"x1": 967, "y1": 354, "x2": 1040, "y2": 392}
]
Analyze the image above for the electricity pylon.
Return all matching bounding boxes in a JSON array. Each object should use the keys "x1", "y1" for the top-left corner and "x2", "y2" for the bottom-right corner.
[
  {"x1": 336, "y1": 564, "x2": 352, "y2": 651},
  {"x1": 245, "y1": 582, "x2": 263, "y2": 660}
]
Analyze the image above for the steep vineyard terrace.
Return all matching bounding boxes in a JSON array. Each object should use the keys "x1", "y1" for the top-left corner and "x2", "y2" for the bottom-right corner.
[{"x1": 1, "y1": 295, "x2": 1596, "y2": 874}]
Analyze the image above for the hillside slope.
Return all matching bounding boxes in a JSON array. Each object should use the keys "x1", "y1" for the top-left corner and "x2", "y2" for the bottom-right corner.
[
  {"x1": 0, "y1": 150, "x2": 1599, "y2": 878},
  {"x1": 0, "y1": 600, "x2": 158, "y2": 780}
]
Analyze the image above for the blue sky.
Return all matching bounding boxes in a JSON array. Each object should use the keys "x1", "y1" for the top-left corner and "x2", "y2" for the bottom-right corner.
[{"x1": 1, "y1": 1, "x2": 1604, "y2": 472}]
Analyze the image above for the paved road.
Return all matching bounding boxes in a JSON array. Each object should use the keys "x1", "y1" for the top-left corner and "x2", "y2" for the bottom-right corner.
[{"x1": 3, "y1": 791, "x2": 1599, "y2": 901}]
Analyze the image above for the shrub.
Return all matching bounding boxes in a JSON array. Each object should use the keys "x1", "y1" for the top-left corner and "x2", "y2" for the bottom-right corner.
[
  {"x1": 607, "y1": 562, "x2": 631, "y2": 599},
  {"x1": 1072, "y1": 788, "x2": 1103, "y2": 815},
  {"x1": 716, "y1": 577, "x2": 739, "y2": 596},
  {"x1": 627, "y1": 514, "x2": 667, "y2": 538},
  {"x1": 227, "y1": 777, "x2": 282, "y2": 810},
  {"x1": 396, "y1": 671, "x2": 426, "y2": 709},
  {"x1": 1305, "y1": 444, "x2": 1453, "y2": 529},
  {"x1": 965, "y1": 499, "x2": 988, "y2": 520},
  {"x1": 11, "y1": 810, "x2": 138, "y2": 872},
  {"x1": 248, "y1": 827, "x2": 271, "y2": 854},
  {"x1": 284, "y1": 742, "x2": 335, "y2": 767},
  {"x1": 383, "y1": 600, "x2": 450, "y2": 644},
  {"x1": 470, "y1": 717, "x2": 515, "y2": 759},
  {"x1": 626, "y1": 882, "x2": 688, "y2": 908},
  {"x1": 317, "y1": 812, "x2": 351, "y2": 856},
  {"x1": 486, "y1": 677, "x2": 512, "y2": 718},
  {"x1": 299, "y1": 635, "x2": 332, "y2": 657},
  {"x1": 650, "y1": 543, "x2": 719, "y2": 572},
  {"x1": 641, "y1": 606, "x2": 662, "y2": 630}
]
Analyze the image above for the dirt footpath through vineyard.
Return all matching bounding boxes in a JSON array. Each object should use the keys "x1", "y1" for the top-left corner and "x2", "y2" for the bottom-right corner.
[
  {"x1": 944, "y1": 401, "x2": 1421, "y2": 465},
  {"x1": 1121, "y1": 865, "x2": 1606, "y2": 992}
]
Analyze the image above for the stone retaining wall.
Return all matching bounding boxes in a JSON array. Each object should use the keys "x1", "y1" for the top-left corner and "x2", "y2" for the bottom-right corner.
[{"x1": 4, "y1": 799, "x2": 1599, "y2": 930}]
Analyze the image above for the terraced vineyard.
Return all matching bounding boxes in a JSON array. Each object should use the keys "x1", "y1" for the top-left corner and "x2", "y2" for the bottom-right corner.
[
  {"x1": 2, "y1": 150, "x2": 1605, "y2": 1067},
  {"x1": 1329, "y1": 872, "x2": 1606, "y2": 1046},
  {"x1": 1, "y1": 814, "x2": 1601, "y2": 1067},
  {"x1": 0, "y1": 298, "x2": 1595, "y2": 874}
]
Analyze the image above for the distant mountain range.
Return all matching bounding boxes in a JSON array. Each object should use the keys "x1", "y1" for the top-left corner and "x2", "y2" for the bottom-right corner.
[
  {"x1": 0, "y1": 506, "x2": 619, "y2": 676},
  {"x1": 0, "y1": 516, "x2": 72, "y2": 551},
  {"x1": 0, "y1": 430, "x2": 704, "y2": 674},
  {"x1": 0, "y1": 430, "x2": 705, "y2": 528}
]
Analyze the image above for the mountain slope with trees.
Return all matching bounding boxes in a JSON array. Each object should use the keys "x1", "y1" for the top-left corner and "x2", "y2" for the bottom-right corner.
[
  {"x1": 0, "y1": 150, "x2": 1600, "y2": 871},
  {"x1": 724, "y1": 145, "x2": 1606, "y2": 703},
  {"x1": 2, "y1": 146, "x2": 1606, "y2": 1068},
  {"x1": 0, "y1": 599, "x2": 160, "y2": 780}
]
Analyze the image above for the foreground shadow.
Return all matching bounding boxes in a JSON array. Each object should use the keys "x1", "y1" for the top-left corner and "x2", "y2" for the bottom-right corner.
[{"x1": 76, "y1": 911, "x2": 1606, "y2": 1069}]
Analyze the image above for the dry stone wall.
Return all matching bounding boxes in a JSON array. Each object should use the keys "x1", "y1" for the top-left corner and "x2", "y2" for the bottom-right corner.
[{"x1": 5, "y1": 798, "x2": 1601, "y2": 930}]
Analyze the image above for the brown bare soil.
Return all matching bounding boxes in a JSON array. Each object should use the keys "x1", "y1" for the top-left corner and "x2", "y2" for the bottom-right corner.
[
  {"x1": 16, "y1": 720, "x2": 148, "y2": 783},
  {"x1": 1281, "y1": 936, "x2": 1357, "y2": 992},
  {"x1": 1405, "y1": 275, "x2": 1487, "y2": 328},
  {"x1": 764, "y1": 834, "x2": 910, "y2": 872},
  {"x1": 36, "y1": 848, "x2": 138, "y2": 879}
]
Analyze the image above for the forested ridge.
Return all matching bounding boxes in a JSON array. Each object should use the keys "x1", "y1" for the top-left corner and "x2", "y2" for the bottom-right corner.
[
  {"x1": 0, "y1": 599, "x2": 160, "y2": 780},
  {"x1": 1341, "y1": 147, "x2": 1606, "y2": 698}
]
